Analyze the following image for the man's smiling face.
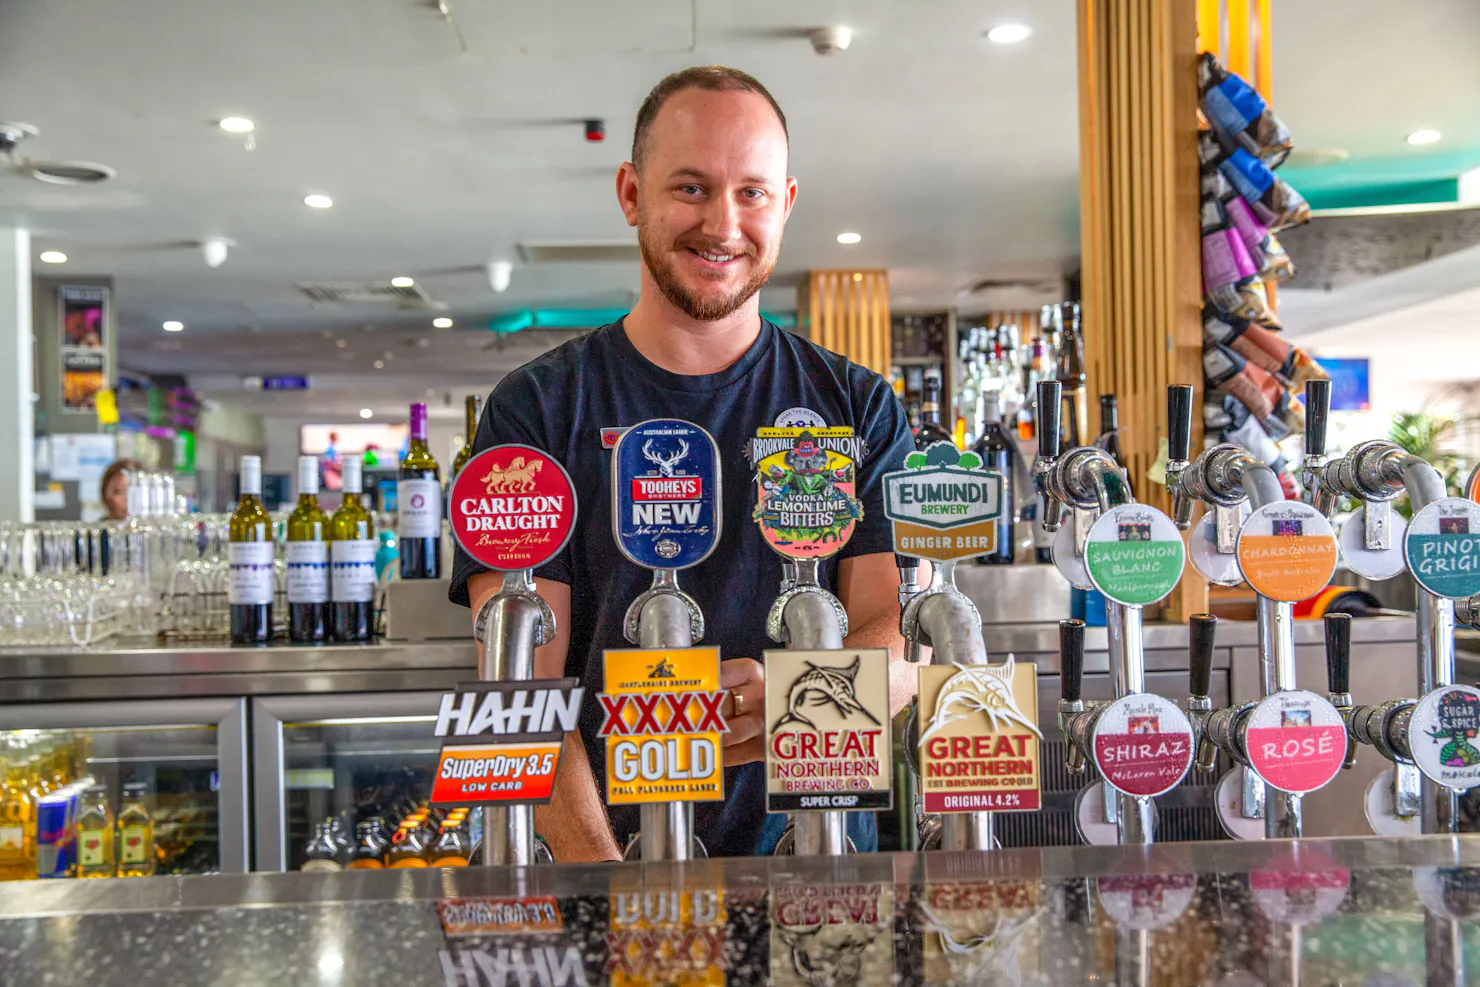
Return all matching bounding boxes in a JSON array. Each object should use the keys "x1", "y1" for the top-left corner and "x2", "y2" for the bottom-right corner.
[{"x1": 625, "y1": 87, "x2": 795, "y2": 323}]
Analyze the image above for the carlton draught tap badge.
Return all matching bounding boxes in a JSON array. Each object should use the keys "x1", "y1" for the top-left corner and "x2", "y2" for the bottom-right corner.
[
  {"x1": 612, "y1": 420, "x2": 721, "y2": 569},
  {"x1": 599, "y1": 648, "x2": 728, "y2": 805},
  {"x1": 448, "y1": 445, "x2": 577, "y2": 571},
  {"x1": 883, "y1": 440, "x2": 1003, "y2": 561},
  {"x1": 429, "y1": 679, "x2": 583, "y2": 808},
  {"x1": 763, "y1": 649, "x2": 893, "y2": 812},
  {"x1": 751, "y1": 428, "x2": 865, "y2": 558},
  {"x1": 918, "y1": 657, "x2": 1043, "y2": 812}
]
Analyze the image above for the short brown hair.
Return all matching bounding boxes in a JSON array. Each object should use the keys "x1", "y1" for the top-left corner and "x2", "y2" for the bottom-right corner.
[{"x1": 631, "y1": 65, "x2": 788, "y2": 170}]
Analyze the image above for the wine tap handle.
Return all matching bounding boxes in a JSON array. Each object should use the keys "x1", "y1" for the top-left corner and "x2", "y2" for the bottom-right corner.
[
  {"x1": 1304, "y1": 379, "x2": 1332, "y2": 458},
  {"x1": 1325, "y1": 612, "x2": 1352, "y2": 696},
  {"x1": 1188, "y1": 613, "x2": 1216, "y2": 700},
  {"x1": 1167, "y1": 385, "x2": 1194, "y2": 463},
  {"x1": 1037, "y1": 380, "x2": 1063, "y2": 460},
  {"x1": 1059, "y1": 618, "x2": 1085, "y2": 705}
]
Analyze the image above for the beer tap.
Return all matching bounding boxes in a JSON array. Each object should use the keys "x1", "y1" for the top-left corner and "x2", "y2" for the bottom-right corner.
[
  {"x1": 1038, "y1": 380, "x2": 1193, "y2": 846},
  {"x1": 1301, "y1": 379, "x2": 1334, "y2": 513},
  {"x1": 1324, "y1": 612, "x2": 1359, "y2": 771},
  {"x1": 1186, "y1": 614, "x2": 1217, "y2": 760}
]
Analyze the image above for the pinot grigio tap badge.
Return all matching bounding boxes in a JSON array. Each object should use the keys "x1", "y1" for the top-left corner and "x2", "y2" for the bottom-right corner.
[
  {"x1": 598, "y1": 648, "x2": 728, "y2": 805},
  {"x1": 1090, "y1": 693, "x2": 1194, "y2": 798},
  {"x1": 447, "y1": 445, "x2": 577, "y2": 571},
  {"x1": 751, "y1": 427, "x2": 865, "y2": 560},
  {"x1": 763, "y1": 649, "x2": 893, "y2": 812},
  {"x1": 917, "y1": 658, "x2": 1043, "y2": 812},
  {"x1": 429, "y1": 678, "x2": 583, "y2": 808},
  {"x1": 883, "y1": 441, "x2": 1005, "y2": 562},
  {"x1": 612, "y1": 419, "x2": 720, "y2": 569},
  {"x1": 1403, "y1": 498, "x2": 1480, "y2": 600}
]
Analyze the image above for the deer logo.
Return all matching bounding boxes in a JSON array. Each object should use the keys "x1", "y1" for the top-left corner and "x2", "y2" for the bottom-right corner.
[
  {"x1": 478, "y1": 456, "x2": 544, "y2": 494},
  {"x1": 642, "y1": 438, "x2": 689, "y2": 478}
]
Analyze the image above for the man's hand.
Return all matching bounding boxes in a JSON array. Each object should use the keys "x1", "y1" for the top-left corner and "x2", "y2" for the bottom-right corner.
[{"x1": 720, "y1": 657, "x2": 766, "y2": 766}]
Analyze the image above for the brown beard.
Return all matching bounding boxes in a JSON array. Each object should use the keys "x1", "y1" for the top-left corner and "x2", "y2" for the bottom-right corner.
[{"x1": 638, "y1": 219, "x2": 776, "y2": 322}]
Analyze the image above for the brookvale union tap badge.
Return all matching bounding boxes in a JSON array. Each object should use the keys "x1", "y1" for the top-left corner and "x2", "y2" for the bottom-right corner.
[{"x1": 751, "y1": 427, "x2": 865, "y2": 559}]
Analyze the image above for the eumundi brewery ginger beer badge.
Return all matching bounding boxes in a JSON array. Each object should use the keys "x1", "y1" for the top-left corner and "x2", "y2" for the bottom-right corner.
[
  {"x1": 598, "y1": 648, "x2": 728, "y2": 805},
  {"x1": 917, "y1": 658, "x2": 1043, "y2": 812},
  {"x1": 882, "y1": 440, "x2": 1004, "y2": 561},
  {"x1": 763, "y1": 648, "x2": 893, "y2": 812}
]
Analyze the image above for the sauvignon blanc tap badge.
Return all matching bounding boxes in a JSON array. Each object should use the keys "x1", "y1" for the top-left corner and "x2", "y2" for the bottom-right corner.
[
  {"x1": 1084, "y1": 504, "x2": 1186, "y2": 606},
  {"x1": 763, "y1": 649, "x2": 893, "y2": 812},
  {"x1": 612, "y1": 419, "x2": 720, "y2": 569},
  {"x1": 752, "y1": 428, "x2": 864, "y2": 559},
  {"x1": 917, "y1": 658, "x2": 1043, "y2": 812},
  {"x1": 447, "y1": 445, "x2": 576, "y2": 571},
  {"x1": 599, "y1": 648, "x2": 728, "y2": 805},
  {"x1": 429, "y1": 678, "x2": 583, "y2": 807},
  {"x1": 883, "y1": 441, "x2": 1004, "y2": 562}
]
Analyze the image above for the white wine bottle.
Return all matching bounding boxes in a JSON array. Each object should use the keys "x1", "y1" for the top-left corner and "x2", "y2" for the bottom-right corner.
[
  {"x1": 229, "y1": 455, "x2": 274, "y2": 644},
  {"x1": 330, "y1": 456, "x2": 377, "y2": 642},
  {"x1": 398, "y1": 401, "x2": 442, "y2": 579},
  {"x1": 286, "y1": 455, "x2": 330, "y2": 643}
]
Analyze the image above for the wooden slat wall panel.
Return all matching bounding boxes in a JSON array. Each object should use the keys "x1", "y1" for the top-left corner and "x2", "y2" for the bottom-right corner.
[
  {"x1": 1078, "y1": 0, "x2": 1205, "y2": 620},
  {"x1": 799, "y1": 270, "x2": 891, "y2": 377}
]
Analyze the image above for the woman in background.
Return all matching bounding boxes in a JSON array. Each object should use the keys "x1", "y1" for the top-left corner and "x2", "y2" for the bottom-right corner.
[{"x1": 100, "y1": 459, "x2": 141, "y2": 520}]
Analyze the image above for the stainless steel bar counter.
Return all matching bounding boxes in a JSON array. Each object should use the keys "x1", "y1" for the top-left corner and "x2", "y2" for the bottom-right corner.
[{"x1": 2, "y1": 834, "x2": 1477, "y2": 985}]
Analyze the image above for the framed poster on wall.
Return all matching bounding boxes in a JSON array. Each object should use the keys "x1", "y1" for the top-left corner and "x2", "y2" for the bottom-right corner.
[{"x1": 58, "y1": 285, "x2": 109, "y2": 412}]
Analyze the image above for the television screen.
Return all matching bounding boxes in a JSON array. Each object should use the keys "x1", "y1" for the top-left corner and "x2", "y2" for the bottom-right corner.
[
  {"x1": 300, "y1": 424, "x2": 408, "y2": 491},
  {"x1": 1313, "y1": 358, "x2": 1371, "y2": 412}
]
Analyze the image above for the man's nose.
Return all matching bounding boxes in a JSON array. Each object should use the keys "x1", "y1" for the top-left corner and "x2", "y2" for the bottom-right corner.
[{"x1": 700, "y1": 191, "x2": 742, "y2": 244}]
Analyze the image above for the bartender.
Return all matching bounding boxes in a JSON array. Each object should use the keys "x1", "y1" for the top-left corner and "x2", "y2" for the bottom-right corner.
[{"x1": 450, "y1": 66, "x2": 916, "y2": 860}]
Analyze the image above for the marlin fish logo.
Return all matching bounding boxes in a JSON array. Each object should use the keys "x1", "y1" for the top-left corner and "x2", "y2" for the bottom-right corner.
[
  {"x1": 921, "y1": 656, "x2": 1043, "y2": 743},
  {"x1": 772, "y1": 657, "x2": 882, "y2": 733}
]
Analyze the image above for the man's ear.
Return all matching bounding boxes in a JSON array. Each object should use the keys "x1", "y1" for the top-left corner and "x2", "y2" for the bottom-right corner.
[
  {"x1": 782, "y1": 176, "x2": 798, "y2": 223},
  {"x1": 616, "y1": 162, "x2": 640, "y2": 227}
]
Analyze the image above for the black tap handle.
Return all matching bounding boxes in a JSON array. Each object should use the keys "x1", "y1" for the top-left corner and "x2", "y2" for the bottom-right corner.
[
  {"x1": 1305, "y1": 379, "x2": 1331, "y2": 457},
  {"x1": 1325, "y1": 612, "x2": 1352, "y2": 694},
  {"x1": 1189, "y1": 613, "x2": 1216, "y2": 698},
  {"x1": 1037, "y1": 380, "x2": 1063, "y2": 459},
  {"x1": 1167, "y1": 385, "x2": 1194, "y2": 462},
  {"x1": 1060, "y1": 618, "x2": 1086, "y2": 703}
]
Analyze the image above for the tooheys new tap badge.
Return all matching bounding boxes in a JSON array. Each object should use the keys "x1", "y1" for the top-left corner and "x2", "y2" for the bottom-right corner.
[
  {"x1": 750, "y1": 427, "x2": 866, "y2": 559},
  {"x1": 612, "y1": 420, "x2": 721, "y2": 570}
]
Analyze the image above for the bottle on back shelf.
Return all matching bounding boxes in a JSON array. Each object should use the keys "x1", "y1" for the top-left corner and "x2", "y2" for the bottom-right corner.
[
  {"x1": 398, "y1": 402, "x2": 442, "y2": 580},
  {"x1": 286, "y1": 455, "x2": 330, "y2": 644},
  {"x1": 301, "y1": 820, "x2": 342, "y2": 872},
  {"x1": 75, "y1": 786, "x2": 114, "y2": 879},
  {"x1": 450, "y1": 394, "x2": 483, "y2": 483},
  {"x1": 0, "y1": 760, "x2": 36, "y2": 882},
  {"x1": 915, "y1": 372, "x2": 955, "y2": 449},
  {"x1": 115, "y1": 782, "x2": 155, "y2": 878},
  {"x1": 330, "y1": 457, "x2": 377, "y2": 643},
  {"x1": 228, "y1": 455, "x2": 274, "y2": 645},
  {"x1": 386, "y1": 818, "x2": 429, "y2": 868},
  {"x1": 346, "y1": 820, "x2": 386, "y2": 870},
  {"x1": 973, "y1": 393, "x2": 1018, "y2": 566},
  {"x1": 429, "y1": 817, "x2": 471, "y2": 867}
]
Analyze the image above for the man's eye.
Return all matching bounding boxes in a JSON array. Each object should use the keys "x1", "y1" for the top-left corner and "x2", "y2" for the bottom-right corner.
[
  {"x1": 742, "y1": 189, "x2": 765, "y2": 200},
  {"x1": 678, "y1": 184, "x2": 702, "y2": 196}
]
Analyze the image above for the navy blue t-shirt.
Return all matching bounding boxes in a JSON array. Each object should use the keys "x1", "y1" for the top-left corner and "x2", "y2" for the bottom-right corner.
[{"x1": 448, "y1": 318, "x2": 912, "y2": 856}]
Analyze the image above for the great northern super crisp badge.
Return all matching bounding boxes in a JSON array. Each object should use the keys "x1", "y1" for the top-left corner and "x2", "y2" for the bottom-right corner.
[{"x1": 751, "y1": 428, "x2": 865, "y2": 559}]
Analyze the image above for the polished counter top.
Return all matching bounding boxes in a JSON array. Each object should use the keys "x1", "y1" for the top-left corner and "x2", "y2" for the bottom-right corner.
[{"x1": 1, "y1": 835, "x2": 1476, "y2": 985}]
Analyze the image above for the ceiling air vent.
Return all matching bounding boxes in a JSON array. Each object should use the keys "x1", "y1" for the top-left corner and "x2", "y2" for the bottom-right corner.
[
  {"x1": 294, "y1": 281, "x2": 441, "y2": 309},
  {"x1": 518, "y1": 241, "x2": 641, "y2": 264}
]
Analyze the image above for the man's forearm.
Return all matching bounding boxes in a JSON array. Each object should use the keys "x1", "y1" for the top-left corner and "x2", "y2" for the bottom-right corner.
[
  {"x1": 843, "y1": 610, "x2": 916, "y2": 716},
  {"x1": 533, "y1": 731, "x2": 622, "y2": 862}
]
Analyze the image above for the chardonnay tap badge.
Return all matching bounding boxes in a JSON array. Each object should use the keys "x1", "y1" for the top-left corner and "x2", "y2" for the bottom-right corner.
[
  {"x1": 751, "y1": 427, "x2": 865, "y2": 559},
  {"x1": 883, "y1": 440, "x2": 1004, "y2": 561},
  {"x1": 612, "y1": 419, "x2": 720, "y2": 569},
  {"x1": 447, "y1": 445, "x2": 577, "y2": 571}
]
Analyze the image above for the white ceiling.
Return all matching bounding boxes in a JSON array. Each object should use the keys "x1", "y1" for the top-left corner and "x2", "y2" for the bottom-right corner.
[{"x1": 1, "y1": 0, "x2": 1476, "y2": 422}]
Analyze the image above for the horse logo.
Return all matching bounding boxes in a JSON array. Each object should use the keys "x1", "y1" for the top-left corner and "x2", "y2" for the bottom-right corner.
[{"x1": 479, "y1": 456, "x2": 544, "y2": 494}]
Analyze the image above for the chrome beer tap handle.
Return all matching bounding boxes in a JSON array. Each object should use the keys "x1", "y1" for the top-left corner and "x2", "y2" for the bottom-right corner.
[
  {"x1": 1301, "y1": 379, "x2": 1335, "y2": 515},
  {"x1": 1187, "y1": 613, "x2": 1217, "y2": 765},
  {"x1": 1165, "y1": 385, "x2": 1196, "y2": 529},
  {"x1": 1324, "y1": 612, "x2": 1359, "y2": 769}
]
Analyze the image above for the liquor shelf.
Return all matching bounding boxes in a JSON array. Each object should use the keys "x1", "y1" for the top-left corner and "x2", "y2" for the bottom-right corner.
[{"x1": 1, "y1": 834, "x2": 1476, "y2": 985}]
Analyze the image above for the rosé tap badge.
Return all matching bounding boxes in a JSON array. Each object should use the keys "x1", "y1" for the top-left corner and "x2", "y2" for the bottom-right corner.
[{"x1": 447, "y1": 445, "x2": 577, "y2": 572}]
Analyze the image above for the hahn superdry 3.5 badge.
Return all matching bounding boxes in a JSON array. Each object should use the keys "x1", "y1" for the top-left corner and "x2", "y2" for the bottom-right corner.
[
  {"x1": 763, "y1": 649, "x2": 893, "y2": 812},
  {"x1": 751, "y1": 428, "x2": 865, "y2": 559},
  {"x1": 918, "y1": 658, "x2": 1043, "y2": 813}
]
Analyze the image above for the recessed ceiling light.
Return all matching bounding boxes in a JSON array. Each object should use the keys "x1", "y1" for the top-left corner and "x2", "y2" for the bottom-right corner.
[
  {"x1": 219, "y1": 117, "x2": 255, "y2": 134},
  {"x1": 433, "y1": 317, "x2": 454, "y2": 328},
  {"x1": 359, "y1": 408, "x2": 373, "y2": 419},
  {"x1": 987, "y1": 23, "x2": 1032, "y2": 44},
  {"x1": 303, "y1": 193, "x2": 334, "y2": 209},
  {"x1": 416, "y1": 337, "x2": 432, "y2": 348},
  {"x1": 836, "y1": 232, "x2": 862, "y2": 244},
  {"x1": 162, "y1": 320, "x2": 184, "y2": 332},
  {"x1": 390, "y1": 276, "x2": 414, "y2": 288},
  {"x1": 373, "y1": 359, "x2": 385, "y2": 369},
  {"x1": 38, "y1": 251, "x2": 67, "y2": 264},
  {"x1": 1407, "y1": 129, "x2": 1441, "y2": 145},
  {"x1": 334, "y1": 338, "x2": 347, "y2": 349}
]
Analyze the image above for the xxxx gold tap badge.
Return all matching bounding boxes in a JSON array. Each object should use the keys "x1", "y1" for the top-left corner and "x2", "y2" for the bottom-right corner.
[
  {"x1": 883, "y1": 441, "x2": 1004, "y2": 561},
  {"x1": 751, "y1": 427, "x2": 865, "y2": 560},
  {"x1": 763, "y1": 649, "x2": 893, "y2": 812},
  {"x1": 770, "y1": 882, "x2": 894, "y2": 987},
  {"x1": 608, "y1": 876, "x2": 727, "y2": 987},
  {"x1": 599, "y1": 648, "x2": 727, "y2": 806},
  {"x1": 918, "y1": 658, "x2": 1043, "y2": 813}
]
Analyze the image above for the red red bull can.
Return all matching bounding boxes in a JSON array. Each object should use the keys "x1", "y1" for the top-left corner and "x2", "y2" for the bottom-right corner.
[{"x1": 36, "y1": 789, "x2": 78, "y2": 879}]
